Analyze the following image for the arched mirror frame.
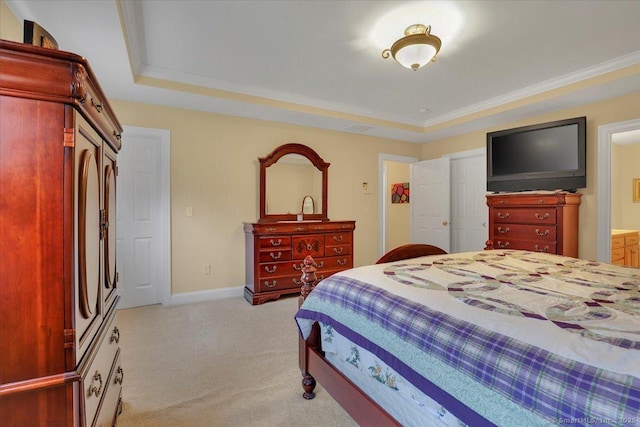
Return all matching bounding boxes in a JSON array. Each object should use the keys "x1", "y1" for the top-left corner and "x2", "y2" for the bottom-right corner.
[{"x1": 259, "y1": 143, "x2": 329, "y2": 222}]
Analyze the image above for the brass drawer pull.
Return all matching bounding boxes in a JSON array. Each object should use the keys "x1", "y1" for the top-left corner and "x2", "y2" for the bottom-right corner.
[
  {"x1": 535, "y1": 244, "x2": 550, "y2": 252},
  {"x1": 497, "y1": 212, "x2": 510, "y2": 219},
  {"x1": 535, "y1": 229, "x2": 550, "y2": 237},
  {"x1": 293, "y1": 263, "x2": 301, "y2": 271},
  {"x1": 269, "y1": 252, "x2": 282, "y2": 260},
  {"x1": 497, "y1": 227, "x2": 510, "y2": 234},
  {"x1": 264, "y1": 280, "x2": 277, "y2": 288},
  {"x1": 269, "y1": 239, "x2": 282, "y2": 247},
  {"x1": 88, "y1": 371, "x2": 103, "y2": 398},
  {"x1": 110, "y1": 326, "x2": 120, "y2": 344},
  {"x1": 332, "y1": 235, "x2": 343, "y2": 242},
  {"x1": 114, "y1": 367, "x2": 124, "y2": 385},
  {"x1": 337, "y1": 259, "x2": 347, "y2": 266},
  {"x1": 333, "y1": 247, "x2": 344, "y2": 254},
  {"x1": 266, "y1": 227, "x2": 276, "y2": 232},
  {"x1": 534, "y1": 213, "x2": 550, "y2": 220},
  {"x1": 293, "y1": 278, "x2": 302, "y2": 285},
  {"x1": 497, "y1": 241, "x2": 510, "y2": 248},
  {"x1": 264, "y1": 265, "x2": 277, "y2": 273},
  {"x1": 313, "y1": 261, "x2": 324, "y2": 268},
  {"x1": 113, "y1": 130, "x2": 122, "y2": 140}
]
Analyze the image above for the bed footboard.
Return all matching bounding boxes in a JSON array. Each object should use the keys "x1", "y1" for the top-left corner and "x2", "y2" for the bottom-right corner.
[{"x1": 298, "y1": 255, "x2": 400, "y2": 426}]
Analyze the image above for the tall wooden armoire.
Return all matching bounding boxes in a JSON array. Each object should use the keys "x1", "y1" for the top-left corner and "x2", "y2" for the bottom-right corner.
[{"x1": 0, "y1": 39, "x2": 124, "y2": 426}]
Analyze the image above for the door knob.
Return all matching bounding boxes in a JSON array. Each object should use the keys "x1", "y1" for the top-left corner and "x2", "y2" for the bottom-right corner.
[{"x1": 442, "y1": 221, "x2": 449, "y2": 226}]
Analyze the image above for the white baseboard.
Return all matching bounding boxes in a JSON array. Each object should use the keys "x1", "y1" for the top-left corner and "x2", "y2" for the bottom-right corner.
[{"x1": 170, "y1": 286, "x2": 244, "y2": 306}]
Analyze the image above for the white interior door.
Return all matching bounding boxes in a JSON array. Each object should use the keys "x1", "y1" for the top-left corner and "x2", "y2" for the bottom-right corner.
[
  {"x1": 117, "y1": 127, "x2": 171, "y2": 309},
  {"x1": 410, "y1": 158, "x2": 451, "y2": 252},
  {"x1": 450, "y1": 152, "x2": 488, "y2": 253}
]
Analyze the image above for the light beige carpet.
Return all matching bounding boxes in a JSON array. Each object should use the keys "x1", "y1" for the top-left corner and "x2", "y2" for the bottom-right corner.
[{"x1": 117, "y1": 296, "x2": 358, "y2": 427}]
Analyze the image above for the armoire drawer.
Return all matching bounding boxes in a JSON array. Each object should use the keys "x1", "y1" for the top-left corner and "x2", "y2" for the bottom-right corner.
[
  {"x1": 83, "y1": 313, "x2": 120, "y2": 426},
  {"x1": 93, "y1": 351, "x2": 123, "y2": 427}
]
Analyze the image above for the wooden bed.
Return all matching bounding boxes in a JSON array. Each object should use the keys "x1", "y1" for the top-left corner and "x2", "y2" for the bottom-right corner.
[
  {"x1": 298, "y1": 244, "x2": 448, "y2": 426},
  {"x1": 296, "y1": 244, "x2": 640, "y2": 426}
]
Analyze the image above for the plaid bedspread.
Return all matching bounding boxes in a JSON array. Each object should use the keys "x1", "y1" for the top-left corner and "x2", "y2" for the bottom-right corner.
[{"x1": 295, "y1": 250, "x2": 640, "y2": 426}]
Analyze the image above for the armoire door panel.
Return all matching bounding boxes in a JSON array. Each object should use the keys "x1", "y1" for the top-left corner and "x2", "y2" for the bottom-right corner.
[
  {"x1": 103, "y1": 145, "x2": 118, "y2": 306},
  {"x1": 75, "y1": 119, "x2": 103, "y2": 358}
]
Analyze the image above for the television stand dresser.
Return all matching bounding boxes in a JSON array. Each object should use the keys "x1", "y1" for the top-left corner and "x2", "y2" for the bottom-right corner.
[
  {"x1": 0, "y1": 40, "x2": 124, "y2": 425},
  {"x1": 485, "y1": 192, "x2": 582, "y2": 257}
]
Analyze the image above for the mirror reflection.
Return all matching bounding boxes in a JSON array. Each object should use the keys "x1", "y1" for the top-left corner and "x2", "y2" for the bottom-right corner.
[{"x1": 266, "y1": 154, "x2": 323, "y2": 215}]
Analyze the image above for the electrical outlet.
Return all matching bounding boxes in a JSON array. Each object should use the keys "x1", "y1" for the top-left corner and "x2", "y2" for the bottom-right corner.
[{"x1": 202, "y1": 264, "x2": 211, "y2": 275}]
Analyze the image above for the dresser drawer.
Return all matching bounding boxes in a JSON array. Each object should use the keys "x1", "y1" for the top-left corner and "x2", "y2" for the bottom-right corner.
[
  {"x1": 611, "y1": 247, "x2": 625, "y2": 261},
  {"x1": 324, "y1": 232, "x2": 352, "y2": 245},
  {"x1": 258, "y1": 249, "x2": 291, "y2": 262},
  {"x1": 492, "y1": 208, "x2": 557, "y2": 225},
  {"x1": 93, "y1": 351, "x2": 123, "y2": 427},
  {"x1": 625, "y1": 233, "x2": 639, "y2": 246},
  {"x1": 611, "y1": 236, "x2": 625, "y2": 249},
  {"x1": 292, "y1": 235, "x2": 325, "y2": 259},
  {"x1": 257, "y1": 275, "x2": 301, "y2": 292},
  {"x1": 493, "y1": 238, "x2": 557, "y2": 254},
  {"x1": 325, "y1": 244, "x2": 351, "y2": 257},
  {"x1": 258, "y1": 235, "x2": 291, "y2": 250},
  {"x1": 492, "y1": 224, "x2": 557, "y2": 241},
  {"x1": 257, "y1": 260, "x2": 303, "y2": 278},
  {"x1": 83, "y1": 313, "x2": 120, "y2": 426},
  {"x1": 318, "y1": 255, "x2": 352, "y2": 271}
]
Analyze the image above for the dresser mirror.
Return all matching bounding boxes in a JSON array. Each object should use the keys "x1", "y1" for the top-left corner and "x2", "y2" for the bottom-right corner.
[{"x1": 259, "y1": 143, "x2": 329, "y2": 222}]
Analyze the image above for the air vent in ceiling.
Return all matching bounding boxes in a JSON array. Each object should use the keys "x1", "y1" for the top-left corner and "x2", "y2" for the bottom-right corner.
[{"x1": 343, "y1": 124, "x2": 374, "y2": 133}]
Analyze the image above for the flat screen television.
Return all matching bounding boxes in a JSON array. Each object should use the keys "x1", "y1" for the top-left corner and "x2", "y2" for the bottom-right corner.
[{"x1": 486, "y1": 116, "x2": 586, "y2": 192}]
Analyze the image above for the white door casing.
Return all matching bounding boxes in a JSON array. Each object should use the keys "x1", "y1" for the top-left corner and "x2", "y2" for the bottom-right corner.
[
  {"x1": 410, "y1": 158, "x2": 451, "y2": 252},
  {"x1": 378, "y1": 154, "x2": 418, "y2": 257},
  {"x1": 117, "y1": 126, "x2": 171, "y2": 308},
  {"x1": 597, "y1": 118, "x2": 640, "y2": 262}
]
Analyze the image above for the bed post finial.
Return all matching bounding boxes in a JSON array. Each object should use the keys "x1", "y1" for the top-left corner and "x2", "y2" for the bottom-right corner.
[{"x1": 300, "y1": 255, "x2": 318, "y2": 300}]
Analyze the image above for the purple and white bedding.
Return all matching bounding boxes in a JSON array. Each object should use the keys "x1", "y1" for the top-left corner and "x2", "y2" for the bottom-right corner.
[{"x1": 295, "y1": 250, "x2": 640, "y2": 426}]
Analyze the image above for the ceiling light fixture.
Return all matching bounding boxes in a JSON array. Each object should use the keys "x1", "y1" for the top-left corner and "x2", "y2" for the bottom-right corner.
[{"x1": 382, "y1": 24, "x2": 442, "y2": 71}]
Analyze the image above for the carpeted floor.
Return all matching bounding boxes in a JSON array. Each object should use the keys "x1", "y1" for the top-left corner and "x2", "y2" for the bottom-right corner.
[{"x1": 116, "y1": 295, "x2": 358, "y2": 426}]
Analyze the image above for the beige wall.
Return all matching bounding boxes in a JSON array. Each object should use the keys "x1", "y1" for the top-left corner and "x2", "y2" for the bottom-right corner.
[
  {"x1": 1, "y1": 0, "x2": 22, "y2": 41},
  {"x1": 385, "y1": 161, "x2": 411, "y2": 251},
  {"x1": 612, "y1": 142, "x2": 640, "y2": 231},
  {"x1": 421, "y1": 92, "x2": 640, "y2": 260},
  {"x1": 110, "y1": 100, "x2": 421, "y2": 294}
]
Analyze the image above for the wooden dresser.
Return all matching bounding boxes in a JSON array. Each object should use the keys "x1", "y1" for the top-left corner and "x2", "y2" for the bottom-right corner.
[
  {"x1": 611, "y1": 229, "x2": 640, "y2": 267},
  {"x1": 244, "y1": 221, "x2": 355, "y2": 304},
  {"x1": 0, "y1": 40, "x2": 124, "y2": 426},
  {"x1": 486, "y1": 192, "x2": 582, "y2": 257}
]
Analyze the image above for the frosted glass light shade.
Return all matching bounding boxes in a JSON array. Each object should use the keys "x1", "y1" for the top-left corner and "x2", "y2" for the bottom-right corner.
[
  {"x1": 395, "y1": 44, "x2": 437, "y2": 70},
  {"x1": 382, "y1": 24, "x2": 442, "y2": 71}
]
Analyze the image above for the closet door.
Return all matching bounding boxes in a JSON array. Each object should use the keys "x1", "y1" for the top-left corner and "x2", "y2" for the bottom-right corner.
[
  {"x1": 103, "y1": 145, "x2": 118, "y2": 309},
  {"x1": 75, "y1": 117, "x2": 103, "y2": 360}
]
